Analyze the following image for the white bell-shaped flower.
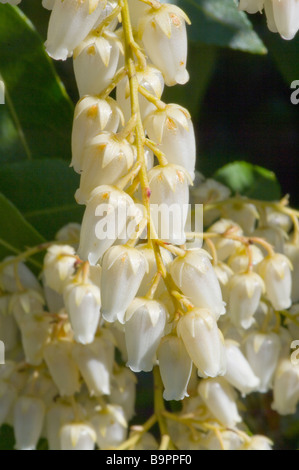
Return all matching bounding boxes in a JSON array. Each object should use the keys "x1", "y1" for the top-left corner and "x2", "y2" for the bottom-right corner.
[
  {"x1": 71, "y1": 96, "x2": 123, "y2": 173},
  {"x1": 110, "y1": 368, "x2": 136, "y2": 421},
  {"x1": 136, "y1": 244, "x2": 172, "y2": 297},
  {"x1": 46, "y1": 403, "x2": 75, "y2": 450},
  {"x1": 145, "y1": 105, "x2": 196, "y2": 180},
  {"x1": 157, "y1": 334, "x2": 192, "y2": 401},
  {"x1": 226, "y1": 272, "x2": 265, "y2": 329},
  {"x1": 177, "y1": 308, "x2": 226, "y2": 378},
  {"x1": 139, "y1": 4, "x2": 190, "y2": 86},
  {"x1": 0, "y1": 258, "x2": 41, "y2": 293},
  {"x1": 257, "y1": 253, "x2": 292, "y2": 311},
  {"x1": 148, "y1": 164, "x2": 191, "y2": 245},
  {"x1": 116, "y1": 65, "x2": 164, "y2": 122},
  {"x1": 127, "y1": 0, "x2": 150, "y2": 30},
  {"x1": 63, "y1": 279, "x2": 101, "y2": 345},
  {"x1": 14, "y1": 396, "x2": 45, "y2": 450},
  {"x1": 213, "y1": 262, "x2": 234, "y2": 303},
  {"x1": 90, "y1": 405, "x2": 127, "y2": 449},
  {"x1": 43, "y1": 340, "x2": 81, "y2": 396},
  {"x1": 74, "y1": 30, "x2": 123, "y2": 97},
  {"x1": 170, "y1": 249, "x2": 226, "y2": 319},
  {"x1": 101, "y1": 245, "x2": 148, "y2": 323},
  {"x1": 272, "y1": 358, "x2": 299, "y2": 415},
  {"x1": 43, "y1": 245, "x2": 76, "y2": 294},
  {"x1": 78, "y1": 185, "x2": 136, "y2": 265},
  {"x1": 252, "y1": 225, "x2": 286, "y2": 254},
  {"x1": 224, "y1": 340, "x2": 260, "y2": 395},
  {"x1": 72, "y1": 336, "x2": 114, "y2": 396},
  {"x1": 206, "y1": 219, "x2": 243, "y2": 261},
  {"x1": 245, "y1": 435, "x2": 273, "y2": 450},
  {"x1": 284, "y1": 242, "x2": 299, "y2": 303},
  {"x1": 198, "y1": 378, "x2": 242, "y2": 428},
  {"x1": 76, "y1": 132, "x2": 135, "y2": 204},
  {"x1": 124, "y1": 298, "x2": 167, "y2": 372},
  {"x1": 0, "y1": 381, "x2": 17, "y2": 427},
  {"x1": 228, "y1": 245, "x2": 264, "y2": 274},
  {"x1": 42, "y1": 0, "x2": 55, "y2": 9},
  {"x1": 201, "y1": 430, "x2": 244, "y2": 451},
  {"x1": 238, "y1": 0, "x2": 264, "y2": 13},
  {"x1": 60, "y1": 423, "x2": 96, "y2": 450},
  {"x1": 0, "y1": 303, "x2": 19, "y2": 352},
  {"x1": 221, "y1": 201, "x2": 259, "y2": 234},
  {"x1": 45, "y1": 0, "x2": 106, "y2": 60},
  {"x1": 244, "y1": 331, "x2": 281, "y2": 393},
  {"x1": 16, "y1": 313, "x2": 52, "y2": 366},
  {"x1": 270, "y1": 0, "x2": 299, "y2": 40}
]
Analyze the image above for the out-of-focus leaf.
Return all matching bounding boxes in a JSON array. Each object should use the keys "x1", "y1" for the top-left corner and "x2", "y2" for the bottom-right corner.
[
  {"x1": 0, "y1": 159, "x2": 83, "y2": 240},
  {"x1": 263, "y1": 31, "x2": 299, "y2": 85},
  {"x1": 174, "y1": 0, "x2": 267, "y2": 54},
  {"x1": 214, "y1": 160, "x2": 281, "y2": 200},
  {"x1": 0, "y1": 4, "x2": 74, "y2": 162},
  {"x1": 0, "y1": 425, "x2": 15, "y2": 450}
]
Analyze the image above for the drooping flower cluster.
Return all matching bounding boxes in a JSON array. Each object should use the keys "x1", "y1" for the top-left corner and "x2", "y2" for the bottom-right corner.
[
  {"x1": 1, "y1": 0, "x2": 299, "y2": 451},
  {"x1": 238, "y1": 0, "x2": 299, "y2": 40}
]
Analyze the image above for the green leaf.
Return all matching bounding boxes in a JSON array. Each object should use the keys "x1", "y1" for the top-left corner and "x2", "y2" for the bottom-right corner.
[
  {"x1": 0, "y1": 159, "x2": 83, "y2": 240},
  {"x1": 0, "y1": 425, "x2": 15, "y2": 450},
  {"x1": 174, "y1": 0, "x2": 267, "y2": 54},
  {"x1": 0, "y1": 4, "x2": 74, "y2": 162},
  {"x1": 263, "y1": 31, "x2": 299, "y2": 85},
  {"x1": 214, "y1": 161, "x2": 281, "y2": 200},
  {"x1": 0, "y1": 193, "x2": 45, "y2": 262}
]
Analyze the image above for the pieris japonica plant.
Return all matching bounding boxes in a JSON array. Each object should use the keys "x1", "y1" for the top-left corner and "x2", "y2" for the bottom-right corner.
[{"x1": 1, "y1": 0, "x2": 299, "y2": 452}]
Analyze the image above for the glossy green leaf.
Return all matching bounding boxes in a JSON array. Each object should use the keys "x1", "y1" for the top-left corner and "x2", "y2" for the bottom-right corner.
[
  {"x1": 0, "y1": 159, "x2": 83, "y2": 240},
  {"x1": 0, "y1": 4, "x2": 74, "y2": 162},
  {"x1": 214, "y1": 161, "x2": 281, "y2": 200},
  {"x1": 174, "y1": 0, "x2": 267, "y2": 54}
]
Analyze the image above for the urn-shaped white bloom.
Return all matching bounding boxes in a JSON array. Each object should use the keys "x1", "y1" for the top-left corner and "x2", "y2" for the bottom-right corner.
[
  {"x1": 101, "y1": 246, "x2": 148, "y2": 323},
  {"x1": 42, "y1": 0, "x2": 55, "y2": 9},
  {"x1": 137, "y1": 244, "x2": 172, "y2": 297},
  {"x1": 43, "y1": 245, "x2": 76, "y2": 293},
  {"x1": 148, "y1": 164, "x2": 191, "y2": 245},
  {"x1": 157, "y1": 334, "x2": 192, "y2": 401},
  {"x1": 74, "y1": 30, "x2": 123, "y2": 97},
  {"x1": 198, "y1": 378, "x2": 242, "y2": 427},
  {"x1": 224, "y1": 340, "x2": 260, "y2": 395},
  {"x1": 0, "y1": 258, "x2": 41, "y2": 293},
  {"x1": 46, "y1": 404, "x2": 75, "y2": 450},
  {"x1": 43, "y1": 340, "x2": 81, "y2": 396},
  {"x1": 177, "y1": 308, "x2": 226, "y2": 378},
  {"x1": 270, "y1": 0, "x2": 299, "y2": 40},
  {"x1": 117, "y1": 65, "x2": 164, "y2": 122},
  {"x1": 90, "y1": 405, "x2": 128, "y2": 449},
  {"x1": 221, "y1": 201, "x2": 259, "y2": 234},
  {"x1": 226, "y1": 272, "x2": 265, "y2": 329},
  {"x1": 238, "y1": 0, "x2": 264, "y2": 14},
  {"x1": 124, "y1": 298, "x2": 167, "y2": 372},
  {"x1": 244, "y1": 331, "x2": 281, "y2": 393},
  {"x1": 170, "y1": 249, "x2": 226, "y2": 319},
  {"x1": 257, "y1": 253, "x2": 292, "y2": 311},
  {"x1": 76, "y1": 132, "x2": 135, "y2": 204},
  {"x1": 72, "y1": 336, "x2": 114, "y2": 396},
  {"x1": 110, "y1": 368, "x2": 137, "y2": 421},
  {"x1": 63, "y1": 280, "x2": 101, "y2": 345},
  {"x1": 16, "y1": 314, "x2": 52, "y2": 366},
  {"x1": 284, "y1": 242, "x2": 299, "y2": 303},
  {"x1": 0, "y1": 381, "x2": 17, "y2": 427},
  {"x1": 0, "y1": 305, "x2": 19, "y2": 352},
  {"x1": 60, "y1": 423, "x2": 96, "y2": 450},
  {"x1": 272, "y1": 359, "x2": 299, "y2": 415},
  {"x1": 206, "y1": 219, "x2": 243, "y2": 261},
  {"x1": 228, "y1": 245, "x2": 264, "y2": 274},
  {"x1": 139, "y1": 4, "x2": 190, "y2": 86},
  {"x1": 71, "y1": 96, "x2": 123, "y2": 173},
  {"x1": 14, "y1": 396, "x2": 45, "y2": 450},
  {"x1": 78, "y1": 185, "x2": 135, "y2": 265},
  {"x1": 245, "y1": 435, "x2": 273, "y2": 451},
  {"x1": 45, "y1": 0, "x2": 105, "y2": 60},
  {"x1": 145, "y1": 105, "x2": 196, "y2": 180}
]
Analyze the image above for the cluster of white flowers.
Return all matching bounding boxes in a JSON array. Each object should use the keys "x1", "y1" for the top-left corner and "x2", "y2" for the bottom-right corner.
[
  {"x1": 1, "y1": 0, "x2": 299, "y2": 451},
  {"x1": 239, "y1": 0, "x2": 299, "y2": 40}
]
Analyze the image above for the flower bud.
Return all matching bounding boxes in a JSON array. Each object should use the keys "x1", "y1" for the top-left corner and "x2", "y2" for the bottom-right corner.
[
  {"x1": 0, "y1": 258, "x2": 41, "y2": 293},
  {"x1": 101, "y1": 246, "x2": 148, "y2": 323},
  {"x1": 46, "y1": 403, "x2": 75, "y2": 450},
  {"x1": 228, "y1": 245, "x2": 264, "y2": 274},
  {"x1": 124, "y1": 298, "x2": 167, "y2": 372},
  {"x1": 206, "y1": 219, "x2": 243, "y2": 261},
  {"x1": 60, "y1": 423, "x2": 96, "y2": 450},
  {"x1": 43, "y1": 340, "x2": 81, "y2": 396},
  {"x1": 63, "y1": 279, "x2": 101, "y2": 345},
  {"x1": 117, "y1": 65, "x2": 164, "y2": 122},
  {"x1": 244, "y1": 331, "x2": 281, "y2": 393},
  {"x1": 77, "y1": 185, "x2": 135, "y2": 265},
  {"x1": 227, "y1": 272, "x2": 265, "y2": 329},
  {"x1": 177, "y1": 308, "x2": 226, "y2": 378},
  {"x1": 0, "y1": 381, "x2": 17, "y2": 427},
  {"x1": 74, "y1": 30, "x2": 123, "y2": 96},
  {"x1": 198, "y1": 378, "x2": 242, "y2": 427},
  {"x1": 71, "y1": 96, "x2": 123, "y2": 173},
  {"x1": 45, "y1": 0, "x2": 105, "y2": 60},
  {"x1": 15, "y1": 313, "x2": 52, "y2": 366},
  {"x1": 90, "y1": 404, "x2": 127, "y2": 449},
  {"x1": 110, "y1": 368, "x2": 136, "y2": 421},
  {"x1": 148, "y1": 164, "x2": 191, "y2": 245},
  {"x1": 224, "y1": 340, "x2": 260, "y2": 395},
  {"x1": 170, "y1": 249, "x2": 226, "y2": 319},
  {"x1": 43, "y1": 245, "x2": 76, "y2": 294},
  {"x1": 139, "y1": 4, "x2": 190, "y2": 86},
  {"x1": 157, "y1": 334, "x2": 192, "y2": 401},
  {"x1": 14, "y1": 396, "x2": 45, "y2": 450},
  {"x1": 76, "y1": 132, "x2": 135, "y2": 204},
  {"x1": 257, "y1": 253, "x2": 292, "y2": 311},
  {"x1": 284, "y1": 242, "x2": 299, "y2": 303},
  {"x1": 272, "y1": 359, "x2": 299, "y2": 415},
  {"x1": 145, "y1": 105, "x2": 196, "y2": 180}
]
